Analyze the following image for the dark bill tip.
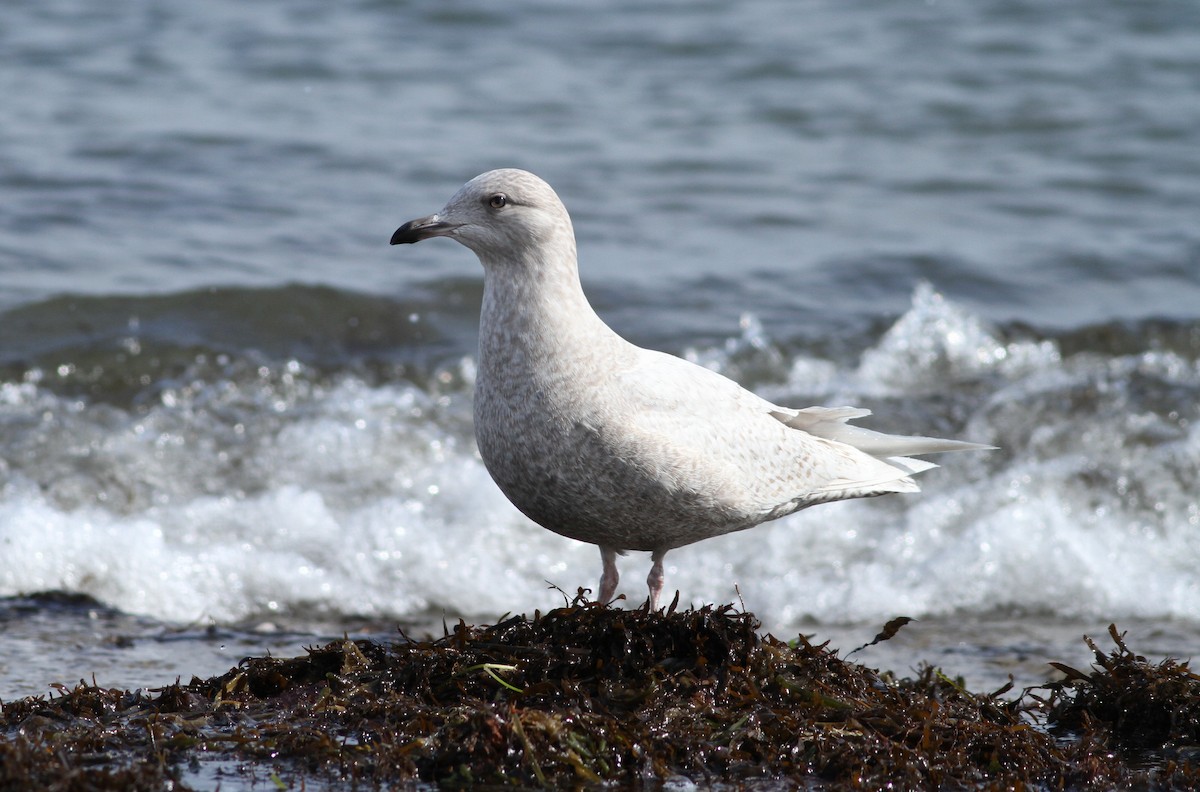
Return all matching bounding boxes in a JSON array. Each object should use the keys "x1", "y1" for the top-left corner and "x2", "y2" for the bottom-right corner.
[{"x1": 389, "y1": 215, "x2": 456, "y2": 245}]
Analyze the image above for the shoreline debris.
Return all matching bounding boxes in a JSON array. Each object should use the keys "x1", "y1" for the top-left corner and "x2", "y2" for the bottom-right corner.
[{"x1": 3, "y1": 598, "x2": 1199, "y2": 789}]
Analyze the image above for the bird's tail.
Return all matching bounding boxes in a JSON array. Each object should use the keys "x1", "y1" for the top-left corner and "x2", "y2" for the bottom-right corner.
[{"x1": 772, "y1": 405, "x2": 994, "y2": 477}]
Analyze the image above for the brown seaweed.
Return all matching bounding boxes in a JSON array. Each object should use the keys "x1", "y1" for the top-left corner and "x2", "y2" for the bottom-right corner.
[
  {"x1": 1044, "y1": 624, "x2": 1200, "y2": 758},
  {"x1": 3, "y1": 601, "x2": 1200, "y2": 790}
]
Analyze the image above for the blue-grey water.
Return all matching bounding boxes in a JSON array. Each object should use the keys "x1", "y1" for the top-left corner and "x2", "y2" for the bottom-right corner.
[{"x1": 2, "y1": 0, "x2": 1199, "y2": 753}]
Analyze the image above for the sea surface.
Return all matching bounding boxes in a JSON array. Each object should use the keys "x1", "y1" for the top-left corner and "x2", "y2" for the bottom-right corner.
[{"x1": 3, "y1": 0, "x2": 1199, "y2": 723}]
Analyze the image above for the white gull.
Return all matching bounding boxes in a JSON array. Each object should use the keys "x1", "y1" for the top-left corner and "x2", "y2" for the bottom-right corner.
[{"x1": 390, "y1": 168, "x2": 991, "y2": 610}]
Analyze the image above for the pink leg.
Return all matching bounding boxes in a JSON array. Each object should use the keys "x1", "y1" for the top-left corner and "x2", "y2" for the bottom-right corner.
[
  {"x1": 647, "y1": 550, "x2": 666, "y2": 611},
  {"x1": 598, "y1": 546, "x2": 619, "y2": 604}
]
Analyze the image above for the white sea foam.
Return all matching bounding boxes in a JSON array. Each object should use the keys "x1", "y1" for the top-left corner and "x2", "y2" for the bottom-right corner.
[{"x1": 2, "y1": 287, "x2": 1197, "y2": 629}]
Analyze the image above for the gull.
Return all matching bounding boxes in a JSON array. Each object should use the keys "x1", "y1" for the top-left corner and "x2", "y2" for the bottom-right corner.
[{"x1": 390, "y1": 169, "x2": 991, "y2": 610}]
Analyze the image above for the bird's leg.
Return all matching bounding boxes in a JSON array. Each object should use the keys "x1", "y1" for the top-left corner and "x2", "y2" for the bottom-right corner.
[
  {"x1": 647, "y1": 549, "x2": 666, "y2": 611},
  {"x1": 598, "y1": 545, "x2": 619, "y2": 604}
]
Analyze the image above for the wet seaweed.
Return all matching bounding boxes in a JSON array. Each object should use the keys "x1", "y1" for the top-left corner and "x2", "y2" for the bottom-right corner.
[
  {"x1": 1044, "y1": 624, "x2": 1200, "y2": 759},
  {"x1": 3, "y1": 603, "x2": 1200, "y2": 790}
]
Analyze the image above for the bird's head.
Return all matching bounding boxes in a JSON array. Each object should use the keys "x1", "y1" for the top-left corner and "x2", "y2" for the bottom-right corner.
[{"x1": 390, "y1": 169, "x2": 575, "y2": 266}]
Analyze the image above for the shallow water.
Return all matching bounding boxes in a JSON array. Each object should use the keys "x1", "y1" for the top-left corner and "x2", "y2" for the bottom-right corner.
[{"x1": 2, "y1": 0, "x2": 1199, "y2": 705}]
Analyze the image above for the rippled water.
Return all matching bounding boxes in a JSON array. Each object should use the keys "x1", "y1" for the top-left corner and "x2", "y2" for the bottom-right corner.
[{"x1": 2, "y1": 0, "x2": 1199, "y2": 707}]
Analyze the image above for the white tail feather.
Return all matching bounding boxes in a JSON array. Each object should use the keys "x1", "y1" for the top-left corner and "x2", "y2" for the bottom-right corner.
[{"x1": 771, "y1": 405, "x2": 995, "y2": 461}]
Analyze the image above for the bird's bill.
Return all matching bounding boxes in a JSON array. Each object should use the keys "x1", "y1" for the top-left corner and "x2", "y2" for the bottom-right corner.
[{"x1": 389, "y1": 214, "x2": 460, "y2": 245}]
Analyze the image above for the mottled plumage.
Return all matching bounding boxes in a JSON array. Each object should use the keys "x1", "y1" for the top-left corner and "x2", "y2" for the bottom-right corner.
[{"x1": 391, "y1": 169, "x2": 990, "y2": 609}]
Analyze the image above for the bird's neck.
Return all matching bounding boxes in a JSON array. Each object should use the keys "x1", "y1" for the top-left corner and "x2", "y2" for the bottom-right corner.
[{"x1": 477, "y1": 248, "x2": 620, "y2": 380}]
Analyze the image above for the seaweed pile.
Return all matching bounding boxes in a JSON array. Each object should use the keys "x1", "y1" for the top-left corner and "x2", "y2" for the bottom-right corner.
[
  {"x1": 1044, "y1": 625, "x2": 1200, "y2": 761},
  {"x1": 3, "y1": 599, "x2": 1200, "y2": 790}
]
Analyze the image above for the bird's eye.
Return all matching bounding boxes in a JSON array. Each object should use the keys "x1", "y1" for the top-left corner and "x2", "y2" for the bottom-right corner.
[{"x1": 488, "y1": 193, "x2": 508, "y2": 209}]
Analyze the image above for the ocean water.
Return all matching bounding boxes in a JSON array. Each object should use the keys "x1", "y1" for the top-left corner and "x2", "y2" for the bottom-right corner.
[{"x1": 3, "y1": 0, "x2": 1200, "y2": 705}]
